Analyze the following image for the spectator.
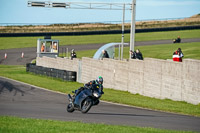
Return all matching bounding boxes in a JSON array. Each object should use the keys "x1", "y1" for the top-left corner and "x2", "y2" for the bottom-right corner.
[
  {"x1": 71, "y1": 49, "x2": 77, "y2": 60},
  {"x1": 52, "y1": 42, "x2": 57, "y2": 53},
  {"x1": 41, "y1": 43, "x2": 45, "y2": 52},
  {"x1": 130, "y1": 50, "x2": 136, "y2": 59},
  {"x1": 135, "y1": 49, "x2": 143, "y2": 60},
  {"x1": 53, "y1": 42, "x2": 57, "y2": 49},
  {"x1": 173, "y1": 36, "x2": 181, "y2": 43},
  {"x1": 102, "y1": 50, "x2": 109, "y2": 58},
  {"x1": 173, "y1": 48, "x2": 184, "y2": 62}
]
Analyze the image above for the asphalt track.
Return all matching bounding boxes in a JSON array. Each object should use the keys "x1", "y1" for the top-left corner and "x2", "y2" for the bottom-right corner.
[
  {"x1": 0, "y1": 77, "x2": 200, "y2": 132},
  {"x1": 0, "y1": 38, "x2": 200, "y2": 65}
]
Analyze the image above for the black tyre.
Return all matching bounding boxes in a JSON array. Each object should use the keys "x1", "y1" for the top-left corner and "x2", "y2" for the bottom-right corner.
[
  {"x1": 67, "y1": 103, "x2": 75, "y2": 113},
  {"x1": 68, "y1": 71, "x2": 76, "y2": 76},
  {"x1": 81, "y1": 98, "x2": 92, "y2": 114}
]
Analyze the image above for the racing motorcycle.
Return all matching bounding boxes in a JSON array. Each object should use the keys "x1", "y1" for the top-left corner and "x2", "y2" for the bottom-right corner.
[{"x1": 66, "y1": 84, "x2": 104, "y2": 113}]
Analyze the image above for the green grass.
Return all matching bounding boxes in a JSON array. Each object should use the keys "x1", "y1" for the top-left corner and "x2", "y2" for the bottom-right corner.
[
  {"x1": 103, "y1": 89, "x2": 200, "y2": 116},
  {"x1": 75, "y1": 42, "x2": 200, "y2": 60},
  {"x1": 0, "y1": 65, "x2": 200, "y2": 117},
  {"x1": 0, "y1": 29, "x2": 200, "y2": 50},
  {"x1": 0, "y1": 116, "x2": 194, "y2": 133},
  {"x1": 0, "y1": 65, "x2": 82, "y2": 93}
]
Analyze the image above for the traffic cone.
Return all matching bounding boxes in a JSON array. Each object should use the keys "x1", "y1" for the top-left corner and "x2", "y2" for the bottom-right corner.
[
  {"x1": 21, "y1": 52, "x2": 24, "y2": 58},
  {"x1": 4, "y1": 53, "x2": 7, "y2": 59}
]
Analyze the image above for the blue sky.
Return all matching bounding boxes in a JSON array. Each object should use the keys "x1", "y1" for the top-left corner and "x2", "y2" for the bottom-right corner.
[{"x1": 0, "y1": 0, "x2": 200, "y2": 25}]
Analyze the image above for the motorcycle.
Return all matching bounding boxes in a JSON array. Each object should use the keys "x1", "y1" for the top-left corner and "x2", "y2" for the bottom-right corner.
[{"x1": 67, "y1": 84, "x2": 104, "y2": 113}]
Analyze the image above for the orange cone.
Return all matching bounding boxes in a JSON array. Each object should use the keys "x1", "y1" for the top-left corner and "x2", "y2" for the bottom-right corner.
[
  {"x1": 4, "y1": 53, "x2": 7, "y2": 59},
  {"x1": 21, "y1": 52, "x2": 24, "y2": 58}
]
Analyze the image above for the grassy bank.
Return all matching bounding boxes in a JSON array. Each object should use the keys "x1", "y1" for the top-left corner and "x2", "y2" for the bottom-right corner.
[
  {"x1": 0, "y1": 116, "x2": 194, "y2": 133},
  {"x1": 0, "y1": 29, "x2": 200, "y2": 50},
  {"x1": 0, "y1": 65, "x2": 200, "y2": 117},
  {"x1": 1, "y1": 15, "x2": 200, "y2": 33}
]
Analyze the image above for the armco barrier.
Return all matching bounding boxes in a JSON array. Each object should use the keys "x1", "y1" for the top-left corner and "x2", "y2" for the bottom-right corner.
[{"x1": 26, "y1": 63, "x2": 76, "y2": 81}]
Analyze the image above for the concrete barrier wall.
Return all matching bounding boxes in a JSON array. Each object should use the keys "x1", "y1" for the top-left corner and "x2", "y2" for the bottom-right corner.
[
  {"x1": 182, "y1": 59, "x2": 200, "y2": 104},
  {"x1": 36, "y1": 56, "x2": 200, "y2": 105}
]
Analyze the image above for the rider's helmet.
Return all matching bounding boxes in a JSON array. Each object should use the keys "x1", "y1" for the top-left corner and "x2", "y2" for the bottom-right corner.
[{"x1": 96, "y1": 76, "x2": 103, "y2": 85}]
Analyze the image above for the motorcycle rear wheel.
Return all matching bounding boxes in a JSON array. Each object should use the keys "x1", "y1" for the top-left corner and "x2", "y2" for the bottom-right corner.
[
  {"x1": 81, "y1": 98, "x2": 92, "y2": 113},
  {"x1": 67, "y1": 103, "x2": 75, "y2": 113}
]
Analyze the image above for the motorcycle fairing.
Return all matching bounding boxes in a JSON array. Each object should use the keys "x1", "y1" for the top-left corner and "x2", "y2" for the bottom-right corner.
[{"x1": 74, "y1": 89, "x2": 92, "y2": 109}]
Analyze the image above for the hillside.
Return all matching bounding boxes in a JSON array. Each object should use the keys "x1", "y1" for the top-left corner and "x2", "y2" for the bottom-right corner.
[{"x1": 0, "y1": 14, "x2": 200, "y2": 33}]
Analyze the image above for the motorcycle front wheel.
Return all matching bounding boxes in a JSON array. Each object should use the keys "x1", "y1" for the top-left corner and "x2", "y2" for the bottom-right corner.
[
  {"x1": 81, "y1": 98, "x2": 92, "y2": 113},
  {"x1": 67, "y1": 103, "x2": 75, "y2": 113}
]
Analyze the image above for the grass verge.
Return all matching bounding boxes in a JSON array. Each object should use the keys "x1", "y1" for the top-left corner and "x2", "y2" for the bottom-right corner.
[
  {"x1": 0, "y1": 29, "x2": 200, "y2": 50},
  {"x1": 0, "y1": 116, "x2": 194, "y2": 133},
  {"x1": 0, "y1": 65, "x2": 200, "y2": 117}
]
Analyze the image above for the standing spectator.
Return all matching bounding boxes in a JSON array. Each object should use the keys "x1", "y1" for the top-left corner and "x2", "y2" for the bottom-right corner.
[
  {"x1": 71, "y1": 49, "x2": 77, "y2": 60},
  {"x1": 173, "y1": 36, "x2": 181, "y2": 43},
  {"x1": 173, "y1": 48, "x2": 184, "y2": 62},
  {"x1": 102, "y1": 50, "x2": 109, "y2": 58},
  {"x1": 135, "y1": 49, "x2": 143, "y2": 60},
  {"x1": 41, "y1": 43, "x2": 45, "y2": 52},
  {"x1": 130, "y1": 50, "x2": 136, "y2": 59},
  {"x1": 53, "y1": 42, "x2": 57, "y2": 52}
]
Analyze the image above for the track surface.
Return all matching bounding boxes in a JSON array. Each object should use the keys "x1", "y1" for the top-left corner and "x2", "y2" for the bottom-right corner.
[
  {"x1": 0, "y1": 77, "x2": 200, "y2": 132},
  {"x1": 0, "y1": 38, "x2": 200, "y2": 65}
]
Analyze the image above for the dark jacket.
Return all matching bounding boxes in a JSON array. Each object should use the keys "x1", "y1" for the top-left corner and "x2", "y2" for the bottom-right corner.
[
  {"x1": 131, "y1": 51, "x2": 136, "y2": 59},
  {"x1": 85, "y1": 80, "x2": 103, "y2": 91},
  {"x1": 136, "y1": 52, "x2": 143, "y2": 60},
  {"x1": 102, "y1": 51, "x2": 109, "y2": 58},
  {"x1": 71, "y1": 52, "x2": 77, "y2": 60},
  {"x1": 174, "y1": 38, "x2": 181, "y2": 43}
]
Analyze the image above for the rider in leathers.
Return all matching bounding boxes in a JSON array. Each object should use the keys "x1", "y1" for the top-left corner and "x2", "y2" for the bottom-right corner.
[{"x1": 74, "y1": 76, "x2": 104, "y2": 96}]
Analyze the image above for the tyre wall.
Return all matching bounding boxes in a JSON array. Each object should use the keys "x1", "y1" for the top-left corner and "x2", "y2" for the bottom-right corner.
[
  {"x1": 26, "y1": 63, "x2": 76, "y2": 81},
  {"x1": 36, "y1": 56, "x2": 200, "y2": 105},
  {"x1": 36, "y1": 56, "x2": 80, "y2": 81}
]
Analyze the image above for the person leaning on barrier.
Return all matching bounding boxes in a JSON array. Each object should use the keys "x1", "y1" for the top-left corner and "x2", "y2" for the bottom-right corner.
[
  {"x1": 52, "y1": 42, "x2": 57, "y2": 52},
  {"x1": 173, "y1": 48, "x2": 184, "y2": 62},
  {"x1": 102, "y1": 50, "x2": 109, "y2": 59},
  {"x1": 71, "y1": 49, "x2": 77, "y2": 60},
  {"x1": 41, "y1": 43, "x2": 45, "y2": 52},
  {"x1": 130, "y1": 50, "x2": 136, "y2": 59},
  {"x1": 135, "y1": 49, "x2": 143, "y2": 60}
]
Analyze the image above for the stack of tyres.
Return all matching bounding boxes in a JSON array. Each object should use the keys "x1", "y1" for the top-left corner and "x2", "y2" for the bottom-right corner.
[
  {"x1": 63, "y1": 70, "x2": 68, "y2": 81},
  {"x1": 26, "y1": 63, "x2": 76, "y2": 81},
  {"x1": 50, "y1": 68, "x2": 54, "y2": 77},
  {"x1": 57, "y1": 69, "x2": 62, "y2": 79},
  {"x1": 36, "y1": 66, "x2": 42, "y2": 75},
  {"x1": 68, "y1": 71, "x2": 76, "y2": 81},
  {"x1": 26, "y1": 63, "x2": 30, "y2": 72},
  {"x1": 46, "y1": 68, "x2": 51, "y2": 77},
  {"x1": 63, "y1": 71, "x2": 76, "y2": 81},
  {"x1": 51, "y1": 69, "x2": 57, "y2": 78},
  {"x1": 30, "y1": 64, "x2": 36, "y2": 73},
  {"x1": 41, "y1": 67, "x2": 46, "y2": 75}
]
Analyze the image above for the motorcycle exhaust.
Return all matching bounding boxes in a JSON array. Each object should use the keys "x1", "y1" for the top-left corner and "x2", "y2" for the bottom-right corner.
[{"x1": 67, "y1": 94, "x2": 72, "y2": 101}]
